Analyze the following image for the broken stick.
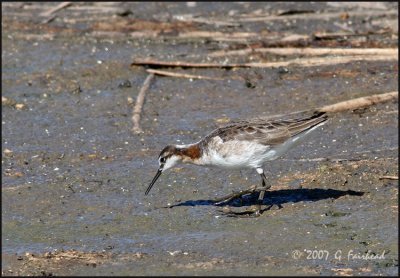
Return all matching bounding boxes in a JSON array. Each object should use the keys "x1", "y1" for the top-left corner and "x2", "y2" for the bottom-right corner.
[
  {"x1": 132, "y1": 59, "x2": 242, "y2": 68},
  {"x1": 209, "y1": 47, "x2": 398, "y2": 58},
  {"x1": 246, "y1": 91, "x2": 398, "y2": 123},
  {"x1": 41, "y1": 2, "x2": 72, "y2": 17},
  {"x1": 41, "y1": 2, "x2": 72, "y2": 24},
  {"x1": 318, "y1": 91, "x2": 398, "y2": 113},
  {"x1": 132, "y1": 73, "x2": 155, "y2": 134},
  {"x1": 379, "y1": 176, "x2": 398, "y2": 180},
  {"x1": 236, "y1": 10, "x2": 398, "y2": 23},
  {"x1": 132, "y1": 54, "x2": 397, "y2": 69},
  {"x1": 146, "y1": 69, "x2": 226, "y2": 81}
]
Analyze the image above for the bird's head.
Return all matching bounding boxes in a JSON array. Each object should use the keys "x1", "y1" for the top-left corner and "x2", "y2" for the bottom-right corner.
[{"x1": 145, "y1": 145, "x2": 183, "y2": 195}]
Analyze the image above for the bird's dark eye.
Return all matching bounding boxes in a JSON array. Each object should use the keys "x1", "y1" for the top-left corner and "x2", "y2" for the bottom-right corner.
[{"x1": 160, "y1": 157, "x2": 166, "y2": 163}]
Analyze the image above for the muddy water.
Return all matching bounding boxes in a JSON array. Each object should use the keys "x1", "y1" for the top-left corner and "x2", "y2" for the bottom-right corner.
[{"x1": 2, "y1": 2, "x2": 398, "y2": 276}]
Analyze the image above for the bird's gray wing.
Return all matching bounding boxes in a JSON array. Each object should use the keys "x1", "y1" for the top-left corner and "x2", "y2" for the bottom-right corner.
[
  {"x1": 208, "y1": 111, "x2": 327, "y2": 146},
  {"x1": 207, "y1": 121, "x2": 291, "y2": 146}
]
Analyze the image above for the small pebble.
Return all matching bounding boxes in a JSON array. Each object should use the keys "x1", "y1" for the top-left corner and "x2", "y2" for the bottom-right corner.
[
  {"x1": 168, "y1": 250, "x2": 181, "y2": 256},
  {"x1": 15, "y1": 103, "x2": 25, "y2": 110},
  {"x1": 118, "y1": 80, "x2": 132, "y2": 88}
]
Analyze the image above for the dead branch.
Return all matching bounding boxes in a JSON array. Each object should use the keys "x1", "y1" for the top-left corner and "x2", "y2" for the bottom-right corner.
[
  {"x1": 178, "y1": 31, "x2": 257, "y2": 38},
  {"x1": 313, "y1": 31, "x2": 388, "y2": 40},
  {"x1": 178, "y1": 31, "x2": 258, "y2": 42},
  {"x1": 42, "y1": 14, "x2": 59, "y2": 24},
  {"x1": 132, "y1": 59, "x2": 241, "y2": 68},
  {"x1": 180, "y1": 32, "x2": 305, "y2": 44},
  {"x1": 132, "y1": 73, "x2": 155, "y2": 134},
  {"x1": 132, "y1": 54, "x2": 397, "y2": 69},
  {"x1": 209, "y1": 47, "x2": 398, "y2": 58},
  {"x1": 146, "y1": 69, "x2": 227, "y2": 81},
  {"x1": 236, "y1": 10, "x2": 398, "y2": 22},
  {"x1": 86, "y1": 27, "x2": 388, "y2": 44},
  {"x1": 173, "y1": 14, "x2": 241, "y2": 27},
  {"x1": 40, "y1": 2, "x2": 72, "y2": 17},
  {"x1": 318, "y1": 91, "x2": 398, "y2": 113},
  {"x1": 178, "y1": 32, "x2": 305, "y2": 44},
  {"x1": 258, "y1": 92, "x2": 398, "y2": 122},
  {"x1": 64, "y1": 5, "x2": 124, "y2": 13},
  {"x1": 379, "y1": 176, "x2": 398, "y2": 180}
]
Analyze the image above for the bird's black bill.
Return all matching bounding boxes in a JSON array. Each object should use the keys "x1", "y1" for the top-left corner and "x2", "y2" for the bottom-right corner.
[{"x1": 145, "y1": 169, "x2": 162, "y2": 195}]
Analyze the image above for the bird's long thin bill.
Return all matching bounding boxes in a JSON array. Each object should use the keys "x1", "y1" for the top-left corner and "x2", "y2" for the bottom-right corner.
[{"x1": 145, "y1": 170, "x2": 162, "y2": 195}]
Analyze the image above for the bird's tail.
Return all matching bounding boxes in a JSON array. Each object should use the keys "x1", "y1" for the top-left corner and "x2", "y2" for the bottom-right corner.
[{"x1": 286, "y1": 111, "x2": 328, "y2": 137}]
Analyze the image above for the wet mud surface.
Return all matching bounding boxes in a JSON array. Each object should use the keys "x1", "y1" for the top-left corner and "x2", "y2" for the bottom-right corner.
[{"x1": 2, "y1": 2, "x2": 398, "y2": 276}]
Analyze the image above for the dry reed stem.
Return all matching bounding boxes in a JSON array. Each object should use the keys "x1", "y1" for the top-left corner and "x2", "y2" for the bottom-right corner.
[{"x1": 132, "y1": 73, "x2": 155, "y2": 134}]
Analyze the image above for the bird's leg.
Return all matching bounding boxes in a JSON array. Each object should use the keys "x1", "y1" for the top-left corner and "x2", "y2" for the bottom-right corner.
[
  {"x1": 220, "y1": 168, "x2": 272, "y2": 217},
  {"x1": 252, "y1": 168, "x2": 272, "y2": 216},
  {"x1": 241, "y1": 168, "x2": 270, "y2": 216},
  {"x1": 257, "y1": 168, "x2": 271, "y2": 204},
  {"x1": 212, "y1": 168, "x2": 271, "y2": 207},
  {"x1": 212, "y1": 185, "x2": 262, "y2": 205}
]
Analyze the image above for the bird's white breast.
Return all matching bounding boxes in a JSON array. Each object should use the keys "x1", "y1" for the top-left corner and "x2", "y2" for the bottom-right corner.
[{"x1": 199, "y1": 136, "x2": 272, "y2": 169}]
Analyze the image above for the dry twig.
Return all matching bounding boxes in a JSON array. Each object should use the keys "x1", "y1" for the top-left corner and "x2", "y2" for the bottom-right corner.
[
  {"x1": 379, "y1": 176, "x2": 398, "y2": 180},
  {"x1": 40, "y1": 2, "x2": 72, "y2": 24},
  {"x1": 132, "y1": 54, "x2": 397, "y2": 69},
  {"x1": 209, "y1": 47, "x2": 398, "y2": 58},
  {"x1": 41, "y1": 2, "x2": 72, "y2": 17},
  {"x1": 132, "y1": 59, "x2": 243, "y2": 68},
  {"x1": 146, "y1": 69, "x2": 227, "y2": 81},
  {"x1": 256, "y1": 92, "x2": 398, "y2": 123},
  {"x1": 87, "y1": 27, "x2": 390, "y2": 44},
  {"x1": 318, "y1": 91, "x2": 398, "y2": 113},
  {"x1": 313, "y1": 31, "x2": 388, "y2": 40},
  {"x1": 132, "y1": 73, "x2": 155, "y2": 134},
  {"x1": 173, "y1": 14, "x2": 241, "y2": 27},
  {"x1": 236, "y1": 10, "x2": 398, "y2": 22}
]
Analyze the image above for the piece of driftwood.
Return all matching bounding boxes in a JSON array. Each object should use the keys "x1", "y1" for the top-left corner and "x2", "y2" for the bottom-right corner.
[
  {"x1": 173, "y1": 14, "x2": 241, "y2": 27},
  {"x1": 209, "y1": 47, "x2": 398, "y2": 58},
  {"x1": 179, "y1": 32, "x2": 307, "y2": 44},
  {"x1": 379, "y1": 176, "x2": 398, "y2": 180},
  {"x1": 132, "y1": 59, "x2": 242, "y2": 68},
  {"x1": 313, "y1": 31, "x2": 388, "y2": 40},
  {"x1": 41, "y1": 14, "x2": 58, "y2": 24},
  {"x1": 181, "y1": 31, "x2": 257, "y2": 38},
  {"x1": 251, "y1": 92, "x2": 398, "y2": 122},
  {"x1": 40, "y1": 2, "x2": 72, "y2": 24},
  {"x1": 236, "y1": 10, "x2": 398, "y2": 22},
  {"x1": 146, "y1": 69, "x2": 226, "y2": 81},
  {"x1": 318, "y1": 91, "x2": 398, "y2": 113},
  {"x1": 40, "y1": 2, "x2": 72, "y2": 17},
  {"x1": 132, "y1": 73, "x2": 155, "y2": 134},
  {"x1": 85, "y1": 28, "x2": 389, "y2": 44},
  {"x1": 125, "y1": 32, "x2": 307, "y2": 44},
  {"x1": 132, "y1": 54, "x2": 397, "y2": 69}
]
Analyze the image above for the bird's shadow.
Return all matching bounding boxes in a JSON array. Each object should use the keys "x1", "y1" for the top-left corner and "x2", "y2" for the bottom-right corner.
[{"x1": 166, "y1": 188, "x2": 365, "y2": 208}]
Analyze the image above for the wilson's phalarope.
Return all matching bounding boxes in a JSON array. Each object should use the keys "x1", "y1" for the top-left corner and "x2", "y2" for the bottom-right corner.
[{"x1": 145, "y1": 111, "x2": 328, "y2": 216}]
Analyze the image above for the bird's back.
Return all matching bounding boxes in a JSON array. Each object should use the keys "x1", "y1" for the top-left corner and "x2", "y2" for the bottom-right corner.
[
  {"x1": 197, "y1": 111, "x2": 328, "y2": 168},
  {"x1": 203, "y1": 111, "x2": 327, "y2": 146}
]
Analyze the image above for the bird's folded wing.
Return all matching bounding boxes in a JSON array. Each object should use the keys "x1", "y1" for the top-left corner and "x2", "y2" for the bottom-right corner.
[{"x1": 215, "y1": 112, "x2": 327, "y2": 146}]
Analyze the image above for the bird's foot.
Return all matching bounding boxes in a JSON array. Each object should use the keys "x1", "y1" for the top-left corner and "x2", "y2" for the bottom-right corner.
[
  {"x1": 212, "y1": 185, "x2": 264, "y2": 206},
  {"x1": 218, "y1": 204, "x2": 273, "y2": 218}
]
